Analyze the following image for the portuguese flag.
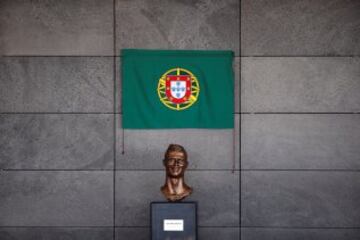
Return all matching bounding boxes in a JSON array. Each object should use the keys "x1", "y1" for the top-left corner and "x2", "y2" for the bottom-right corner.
[{"x1": 122, "y1": 49, "x2": 234, "y2": 129}]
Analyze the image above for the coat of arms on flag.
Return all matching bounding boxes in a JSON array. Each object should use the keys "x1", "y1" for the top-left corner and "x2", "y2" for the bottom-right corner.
[{"x1": 157, "y1": 68, "x2": 200, "y2": 111}]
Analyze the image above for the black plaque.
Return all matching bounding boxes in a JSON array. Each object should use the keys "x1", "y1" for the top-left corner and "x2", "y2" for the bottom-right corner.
[{"x1": 151, "y1": 202, "x2": 197, "y2": 240}]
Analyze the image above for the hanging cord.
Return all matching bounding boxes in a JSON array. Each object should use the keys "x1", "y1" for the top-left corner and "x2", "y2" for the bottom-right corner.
[
  {"x1": 232, "y1": 127, "x2": 236, "y2": 174},
  {"x1": 122, "y1": 127, "x2": 125, "y2": 154}
]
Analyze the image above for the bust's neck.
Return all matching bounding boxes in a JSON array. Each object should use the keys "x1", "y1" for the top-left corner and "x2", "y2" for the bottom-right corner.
[
  {"x1": 166, "y1": 177, "x2": 186, "y2": 194},
  {"x1": 161, "y1": 176, "x2": 192, "y2": 202}
]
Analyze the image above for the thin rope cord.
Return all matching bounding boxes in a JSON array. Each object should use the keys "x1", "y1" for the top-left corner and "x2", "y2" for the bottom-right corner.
[
  {"x1": 122, "y1": 127, "x2": 125, "y2": 154},
  {"x1": 232, "y1": 126, "x2": 236, "y2": 173}
]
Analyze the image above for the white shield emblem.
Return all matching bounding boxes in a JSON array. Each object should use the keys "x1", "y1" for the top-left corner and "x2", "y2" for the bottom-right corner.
[{"x1": 170, "y1": 81, "x2": 187, "y2": 99}]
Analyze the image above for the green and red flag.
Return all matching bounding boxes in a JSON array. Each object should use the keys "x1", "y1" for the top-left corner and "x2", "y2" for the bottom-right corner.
[{"x1": 122, "y1": 49, "x2": 234, "y2": 129}]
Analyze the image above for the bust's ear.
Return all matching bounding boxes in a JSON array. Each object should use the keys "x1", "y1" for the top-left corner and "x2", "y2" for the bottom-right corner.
[{"x1": 184, "y1": 161, "x2": 189, "y2": 168}]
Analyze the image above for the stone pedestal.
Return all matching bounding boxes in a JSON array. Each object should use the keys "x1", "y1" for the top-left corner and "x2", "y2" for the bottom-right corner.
[{"x1": 151, "y1": 202, "x2": 197, "y2": 240}]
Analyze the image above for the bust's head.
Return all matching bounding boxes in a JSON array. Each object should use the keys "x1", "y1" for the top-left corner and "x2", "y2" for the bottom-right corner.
[{"x1": 163, "y1": 144, "x2": 188, "y2": 178}]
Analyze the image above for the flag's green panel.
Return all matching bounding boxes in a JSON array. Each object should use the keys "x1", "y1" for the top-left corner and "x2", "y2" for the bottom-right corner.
[{"x1": 122, "y1": 49, "x2": 234, "y2": 129}]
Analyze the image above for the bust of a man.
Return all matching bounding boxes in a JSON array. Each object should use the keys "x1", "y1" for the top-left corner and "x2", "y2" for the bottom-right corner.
[{"x1": 161, "y1": 144, "x2": 192, "y2": 202}]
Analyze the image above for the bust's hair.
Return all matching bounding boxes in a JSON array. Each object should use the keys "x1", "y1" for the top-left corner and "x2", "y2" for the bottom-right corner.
[{"x1": 164, "y1": 144, "x2": 188, "y2": 161}]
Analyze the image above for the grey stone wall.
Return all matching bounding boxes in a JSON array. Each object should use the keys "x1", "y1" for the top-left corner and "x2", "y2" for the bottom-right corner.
[
  {"x1": 0, "y1": 0, "x2": 359, "y2": 240},
  {"x1": 241, "y1": 1, "x2": 360, "y2": 240}
]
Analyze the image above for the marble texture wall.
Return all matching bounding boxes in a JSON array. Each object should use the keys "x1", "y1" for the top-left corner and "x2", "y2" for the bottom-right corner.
[
  {"x1": 241, "y1": 0, "x2": 360, "y2": 239},
  {"x1": 0, "y1": 0, "x2": 359, "y2": 239}
]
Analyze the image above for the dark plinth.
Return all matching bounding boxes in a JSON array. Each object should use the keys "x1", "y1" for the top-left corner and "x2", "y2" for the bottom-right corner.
[{"x1": 151, "y1": 202, "x2": 197, "y2": 240}]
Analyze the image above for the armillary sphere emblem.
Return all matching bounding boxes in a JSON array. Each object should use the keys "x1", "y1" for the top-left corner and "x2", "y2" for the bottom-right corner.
[{"x1": 157, "y1": 68, "x2": 200, "y2": 111}]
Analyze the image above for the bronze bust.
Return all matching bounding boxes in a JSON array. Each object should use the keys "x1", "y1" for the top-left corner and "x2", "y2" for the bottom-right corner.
[{"x1": 161, "y1": 144, "x2": 192, "y2": 202}]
